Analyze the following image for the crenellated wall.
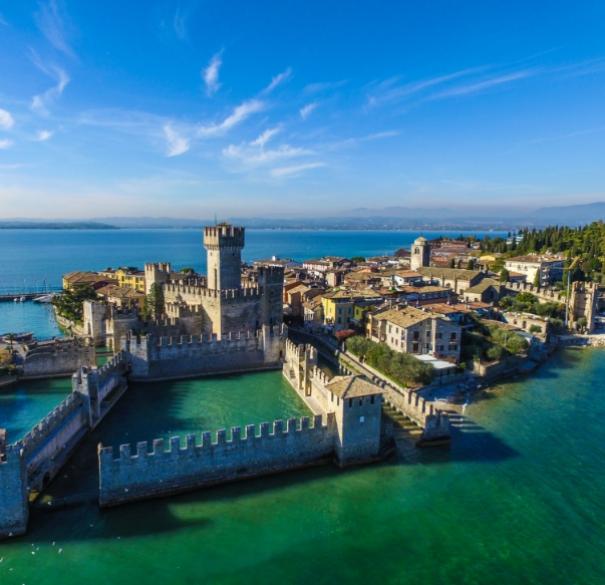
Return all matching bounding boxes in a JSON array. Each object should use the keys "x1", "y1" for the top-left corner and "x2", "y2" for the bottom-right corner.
[
  {"x1": 20, "y1": 339, "x2": 96, "y2": 379},
  {"x1": 1, "y1": 352, "x2": 131, "y2": 539},
  {"x1": 99, "y1": 413, "x2": 336, "y2": 507},
  {"x1": 503, "y1": 280, "x2": 566, "y2": 303},
  {"x1": 122, "y1": 325, "x2": 284, "y2": 380}
]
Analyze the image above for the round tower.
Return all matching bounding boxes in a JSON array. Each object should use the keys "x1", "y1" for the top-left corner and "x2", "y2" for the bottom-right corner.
[
  {"x1": 411, "y1": 236, "x2": 430, "y2": 270},
  {"x1": 203, "y1": 223, "x2": 245, "y2": 290}
]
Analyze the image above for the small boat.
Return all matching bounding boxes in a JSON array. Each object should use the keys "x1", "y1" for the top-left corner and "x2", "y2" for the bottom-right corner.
[{"x1": 19, "y1": 296, "x2": 26, "y2": 302}]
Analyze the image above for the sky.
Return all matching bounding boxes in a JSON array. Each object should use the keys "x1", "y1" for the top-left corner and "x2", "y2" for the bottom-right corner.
[{"x1": 0, "y1": 0, "x2": 604, "y2": 219}]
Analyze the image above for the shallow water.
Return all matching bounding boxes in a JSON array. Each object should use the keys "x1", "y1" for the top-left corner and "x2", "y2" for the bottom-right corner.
[{"x1": 0, "y1": 349, "x2": 604, "y2": 584}]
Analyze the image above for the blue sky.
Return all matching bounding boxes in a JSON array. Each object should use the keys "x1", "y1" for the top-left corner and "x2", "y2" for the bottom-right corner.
[{"x1": 0, "y1": 1, "x2": 604, "y2": 218}]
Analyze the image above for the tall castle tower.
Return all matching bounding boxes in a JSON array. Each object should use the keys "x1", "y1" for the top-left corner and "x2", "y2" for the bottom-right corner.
[
  {"x1": 411, "y1": 236, "x2": 430, "y2": 270},
  {"x1": 203, "y1": 223, "x2": 245, "y2": 290}
]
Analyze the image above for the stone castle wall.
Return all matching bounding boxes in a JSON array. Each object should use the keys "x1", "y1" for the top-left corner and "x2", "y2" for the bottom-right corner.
[
  {"x1": 122, "y1": 325, "x2": 283, "y2": 380},
  {"x1": 21, "y1": 339, "x2": 96, "y2": 379},
  {"x1": 99, "y1": 413, "x2": 336, "y2": 507},
  {"x1": 0, "y1": 444, "x2": 28, "y2": 538}
]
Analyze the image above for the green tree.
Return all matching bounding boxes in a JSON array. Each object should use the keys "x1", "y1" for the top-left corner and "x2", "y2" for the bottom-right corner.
[
  {"x1": 144, "y1": 282, "x2": 165, "y2": 320},
  {"x1": 499, "y1": 268, "x2": 510, "y2": 282}
]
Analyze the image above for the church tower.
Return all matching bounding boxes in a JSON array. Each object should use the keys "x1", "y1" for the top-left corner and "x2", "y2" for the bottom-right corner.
[
  {"x1": 203, "y1": 223, "x2": 245, "y2": 290},
  {"x1": 411, "y1": 236, "x2": 430, "y2": 270}
]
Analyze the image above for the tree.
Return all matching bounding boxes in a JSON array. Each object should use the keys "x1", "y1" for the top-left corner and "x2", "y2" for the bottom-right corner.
[
  {"x1": 52, "y1": 284, "x2": 98, "y2": 323},
  {"x1": 499, "y1": 268, "x2": 510, "y2": 282},
  {"x1": 144, "y1": 282, "x2": 165, "y2": 320},
  {"x1": 351, "y1": 256, "x2": 365, "y2": 263}
]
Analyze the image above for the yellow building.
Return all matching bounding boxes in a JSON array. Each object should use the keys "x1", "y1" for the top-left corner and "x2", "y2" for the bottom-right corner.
[
  {"x1": 111, "y1": 268, "x2": 146, "y2": 292},
  {"x1": 322, "y1": 290, "x2": 356, "y2": 331}
]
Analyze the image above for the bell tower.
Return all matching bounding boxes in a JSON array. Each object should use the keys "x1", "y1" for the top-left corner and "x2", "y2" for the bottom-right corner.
[
  {"x1": 203, "y1": 223, "x2": 245, "y2": 290},
  {"x1": 411, "y1": 236, "x2": 430, "y2": 270}
]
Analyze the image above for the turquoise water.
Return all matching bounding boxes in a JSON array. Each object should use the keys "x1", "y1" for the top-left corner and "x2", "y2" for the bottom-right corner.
[
  {"x1": 0, "y1": 377, "x2": 72, "y2": 441},
  {"x1": 0, "y1": 350, "x2": 604, "y2": 584},
  {"x1": 0, "y1": 302, "x2": 63, "y2": 339},
  {"x1": 0, "y1": 228, "x2": 504, "y2": 293}
]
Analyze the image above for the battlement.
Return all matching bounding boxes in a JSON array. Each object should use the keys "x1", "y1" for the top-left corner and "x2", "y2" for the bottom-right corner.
[
  {"x1": 311, "y1": 365, "x2": 332, "y2": 387},
  {"x1": 98, "y1": 412, "x2": 337, "y2": 506},
  {"x1": 162, "y1": 282, "x2": 261, "y2": 301},
  {"x1": 504, "y1": 280, "x2": 565, "y2": 302},
  {"x1": 101, "y1": 413, "x2": 334, "y2": 464},
  {"x1": 203, "y1": 224, "x2": 245, "y2": 249},
  {"x1": 17, "y1": 391, "x2": 83, "y2": 458},
  {"x1": 144, "y1": 262, "x2": 172, "y2": 273}
]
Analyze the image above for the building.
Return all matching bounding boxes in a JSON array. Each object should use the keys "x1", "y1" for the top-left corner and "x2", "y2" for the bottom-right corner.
[
  {"x1": 417, "y1": 266, "x2": 484, "y2": 295},
  {"x1": 62, "y1": 271, "x2": 117, "y2": 291},
  {"x1": 410, "y1": 237, "x2": 431, "y2": 271},
  {"x1": 462, "y1": 278, "x2": 503, "y2": 304},
  {"x1": 504, "y1": 255, "x2": 564, "y2": 286},
  {"x1": 367, "y1": 305, "x2": 461, "y2": 362}
]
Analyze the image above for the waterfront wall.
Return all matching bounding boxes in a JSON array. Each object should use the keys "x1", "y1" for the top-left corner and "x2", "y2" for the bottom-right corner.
[
  {"x1": 0, "y1": 444, "x2": 28, "y2": 539},
  {"x1": 20, "y1": 339, "x2": 95, "y2": 379},
  {"x1": 122, "y1": 325, "x2": 283, "y2": 380},
  {"x1": 99, "y1": 414, "x2": 336, "y2": 507},
  {"x1": 0, "y1": 354, "x2": 130, "y2": 539},
  {"x1": 339, "y1": 350, "x2": 451, "y2": 444}
]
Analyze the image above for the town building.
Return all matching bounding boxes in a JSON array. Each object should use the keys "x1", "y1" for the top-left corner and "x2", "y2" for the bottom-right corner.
[
  {"x1": 504, "y1": 255, "x2": 564, "y2": 286},
  {"x1": 367, "y1": 305, "x2": 461, "y2": 362},
  {"x1": 417, "y1": 266, "x2": 484, "y2": 295}
]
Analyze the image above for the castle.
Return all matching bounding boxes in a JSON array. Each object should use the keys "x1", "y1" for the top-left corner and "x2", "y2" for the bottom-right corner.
[{"x1": 84, "y1": 223, "x2": 284, "y2": 348}]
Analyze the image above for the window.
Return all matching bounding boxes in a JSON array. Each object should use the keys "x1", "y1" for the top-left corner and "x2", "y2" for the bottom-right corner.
[
  {"x1": 349, "y1": 399, "x2": 353, "y2": 408},
  {"x1": 450, "y1": 332, "x2": 457, "y2": 340},
  {"x1": 413, "y1": 331, "x2": 420, "y2": 341}
]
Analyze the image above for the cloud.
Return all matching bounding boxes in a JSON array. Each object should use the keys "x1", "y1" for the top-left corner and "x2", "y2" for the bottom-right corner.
[
  {"x1": 223, "y1": 143, "x2": 312, "y2": 166},
  {"x1": 0, "y1": 138, "x2": 14, "y2": 150},
  {"x1": 299, "y1": 102, "x2": 318, "y2": 120},
  {"x1": 163, "y1": 124, "x2": 190, "y2": 157},
  {"x1": 29, "y1": 52, "x2": 70, "y2": 115},
  {"x1": 366, "y1": 68, "x2": 483, "y2": 108},
  {"x1": 251, "y1": 126, "x2": 281, "y2": 148},
  {"x1": 304, "y1": 80, "x2": 347, "y2": 94},
  {"x1": 203, "y1": 51, "x2": 223, "y2": 96},
  {"x1": 328, "y1": 130, "x2": 399, "y2": 150},
  {"x1": 0, "y1": 108, "x2": 15, "y2": 129},
  {"x1": 35, "y1": 0, "x2": 75, "y2": 58},
  {"x1": 270, "y1": 162, "x2": 325, "y2": 178},
  {"x1": 0, "y1": 13, "x2": 8, "y2": 26},
  {"x1": 262, "y1": 67, "x2": 292, "y2": 95},
  {"x1": 35, "y1": 129, "x2": 53, "y2": 141},
  {"x1": 429, "y1": 69, "x2": 536, "y2": 99},
  {"x1": 197, "y1": 99, "x2": 265, "y2": 137},
  {"x1": 173, "y1": 6, "x2": 187, "y2": 40}
]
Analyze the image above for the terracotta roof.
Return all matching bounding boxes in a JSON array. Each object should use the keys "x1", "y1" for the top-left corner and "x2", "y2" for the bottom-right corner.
[
  {"x1": 417, "y1": 266, "x2": 482, "y2": 281},
  {"x1": 326, "y1": 375, "x2": 381, "y2": 398},
  {"x1": 375, "y1": 306, "x2": 435, "y2": 328}
]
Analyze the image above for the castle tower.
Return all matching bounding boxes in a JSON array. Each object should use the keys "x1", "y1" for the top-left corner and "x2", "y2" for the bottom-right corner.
[
  {"x1": 203, "y1": 223, "x2": 245, "y2": 290},
  {"x1": 256, "y1": 265, "x2": 284, "y2": 327},
  {"x1": 411, "y1": 236, "x2": 430, "y2": 271},
  {"x1": 144, "y1": 262, "x2": 172, "y2": 295}
]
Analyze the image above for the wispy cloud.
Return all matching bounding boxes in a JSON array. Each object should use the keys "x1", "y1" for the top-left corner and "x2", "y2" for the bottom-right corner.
[
  {"x1": 251, "y1": 126, "x2": 281, "y2": 148},
  {"x1": 163, "y1": 124, "x2": 190, "y2": 157},
  {"x1": 0, "y1": 138, "x2": 14, "y2": 150},
  {"x1": 203, "y1": 51, "x2": 223, "y2": 96},
  {"x1": 223, "y1": 143, "x2": 312, "y2": 166},
  {"x1": 430, "y1": 69, "x2": 536, "y2": 99},
  {"x1": 270, "y1": 162, "x2": 325, "y2": 178},
  {"x1": 300, "y1": 102, "x2": 318, "y2": 120},
  {"x1": 366, "y1": 68, "x2": 483, "y2": 108},
  {"x1": 262, "y1": 67, "x2": 292, "y2": 95},
  {"x1": 35, "y1": 0, "x2": 76, "y2": 58},
  {"x1": 328, "y1": 130, "x2": 399, "y2": 150},
  {"x1": 197, "y1": 99, "x2": 265, "y2": 137},
  {"x1": 173, "y1": 5, "x2": 187, "y2": 40},
  {"x1": 31, "y1": 65, "x2": 70, "y2": 116},
  {"x1": 304, "y1": 80, "x2": 347, "y2": 95},
  {"x1": 0, "y1": 108, "x2": 15, "y2": 130},
  {"x1": 35, "y1": 129, "x2": 54, "y2": 142}
]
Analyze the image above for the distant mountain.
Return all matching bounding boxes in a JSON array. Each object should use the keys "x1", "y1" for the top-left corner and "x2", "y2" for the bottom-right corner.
[
  {"x1": 3, "y1": 201, "x2": 605, "y2": 230},
  {"x1": 531, "y1": 202, "x2": 605, "y2": 226},
  {"x1": 0, "y1": 220, "x2": 117, "y2": 230}
]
